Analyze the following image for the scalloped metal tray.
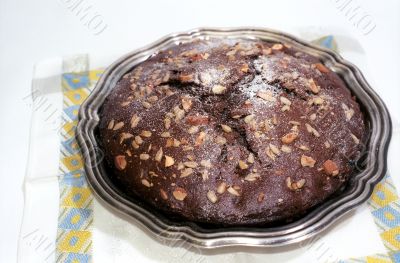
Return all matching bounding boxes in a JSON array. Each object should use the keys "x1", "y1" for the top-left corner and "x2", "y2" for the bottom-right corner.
[{"x1": 76, "y1": 27, "x2": 391, "y2": 248}]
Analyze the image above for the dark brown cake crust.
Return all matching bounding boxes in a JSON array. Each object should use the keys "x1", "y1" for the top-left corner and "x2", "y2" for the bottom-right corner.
[{"x1": 97, "y1": 39, "x2": 366, "y2": 226}]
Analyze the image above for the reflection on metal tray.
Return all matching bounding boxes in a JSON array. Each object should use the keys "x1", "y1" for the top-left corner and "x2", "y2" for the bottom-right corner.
[{"x1": 76, "y1": 27, "x2": 391, "y2": 248}]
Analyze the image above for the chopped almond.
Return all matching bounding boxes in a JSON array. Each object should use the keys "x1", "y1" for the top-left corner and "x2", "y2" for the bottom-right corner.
[
  {"x1": 165, "y1": 155, "x2": 175, "y2": 167},
  {"x1": 323, "y1": 160, "x2": 339, "y2": 176}
]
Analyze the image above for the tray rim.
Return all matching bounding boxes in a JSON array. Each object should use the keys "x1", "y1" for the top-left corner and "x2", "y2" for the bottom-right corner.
[{"x1": 76, "y1": 27, "x2": 392, "y2": 248}]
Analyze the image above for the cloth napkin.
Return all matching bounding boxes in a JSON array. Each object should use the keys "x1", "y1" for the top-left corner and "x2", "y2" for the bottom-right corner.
[{"x1": 17, "y1": 28, "x2": 400, "y2": 263}]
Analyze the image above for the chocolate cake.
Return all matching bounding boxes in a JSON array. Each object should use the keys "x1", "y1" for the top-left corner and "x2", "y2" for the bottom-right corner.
[{"x1": 97, "y1": 39, "x2": 366, "y2": 226}]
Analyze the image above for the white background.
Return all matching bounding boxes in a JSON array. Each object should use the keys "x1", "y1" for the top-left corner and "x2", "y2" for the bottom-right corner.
[{"x1": 0, "y1": 0, "x2": 399, "y2": 262}]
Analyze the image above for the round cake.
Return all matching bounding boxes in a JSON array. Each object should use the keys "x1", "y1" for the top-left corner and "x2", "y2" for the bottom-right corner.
[{"x1": 97, "y1": 39, "x2": 366, "y2": 226}]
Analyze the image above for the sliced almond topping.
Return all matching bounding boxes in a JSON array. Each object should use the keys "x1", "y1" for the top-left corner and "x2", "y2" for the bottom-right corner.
[
  {"x1": 201, "y1": 53, "x2": 210, "y2": 59},
  {"x1": 257, "y1": 192, "x2": 265, "y2": 203},
  {"x1": 188, "y1": 126, "x2": 199, "y2": 134},
  {"x1": 298, "y1": 145, "x2": 310, "y2": 151},
  {"x1": 173, "y1": 106, "x2": 185, "y2": 121},
  {"x1": 216, "y1": 136, "x2": 227, "y2": 145},
  {"x1": 244, "y1": 172, "x2": 260, "y2": 182},
  {"x1": 173, "y1": 187, "x2": 187, "y2": 201},
  {"x1": 140, "y1": 130, "x2": 152, "y2": 137},
  {"x1": 155, "y1": 147, "x2": 163, "y2": 162},
  {"x1": 113, "y1": 121, "x2": 124, "y2": 130},
  {"x1": 280, "y1": 96, "x2": 292, "y2": 106},
  {"x1": 217, "y1": 182, "x2": 227, "y2": 194},
  {"x1": 281, "y1": 105, "x2": 290, "y2": 112},
  {"x1": 148, "y1": 95, "x2": 158, "y2": 103},
  {"x1": 114, "y1": 155, "x2": 127, "y2": 170},
  {"x1": 165, "y1": 155, "x2": 175, "y2": 167},
  {"x1": 244, "y1": 114, "x2": 255, "y2": 124},
  {"x1": 257, "y1": 91, "x2": 276, "y2": 102},
  {"x1": 107, "y1": 119, "x2": 115, "y2": 129},
  {"x1": 226, "y1": 49, "x2": 237, "y2": 56},
  {"x1": 272, "y1": 43, "x2": 283, "y2": 50},
  {"x1": 160, "y1": 189, "x2": 168, "y2": 200},
  {"x1": 161, "y1": 132, "x2": 171, "y2": 138},
  {"x1": 308, "y1": 78, "x2": 320, "y2": 94},
  {"x1": 227, "y1": 186, "x2": 240, "y2": 196},
  {"x1": 184, "y1": 161, "x2": 198, "y2": 168},
  {"x1": 149, "y1": 171, "x2": 158, "y2": 177},
  {"x1": 185, "y1": 115, "x2": 209, "y2": 125},
  {"x1": 195, "y1": 131, "x2": 206, "y2": 146},
  {"x1": 281, "y1": 145, "x2": 292, "y2": 153},
  {"x1": 207, "y1": 190, "x2": 218, "y2": 203},
  {"x1": 315, "y1": 97, "x2": 325, "y2": 105},
  {"x1": 200, "y1": 159, "x2": 211, "y2": 168},
  {"x1": 350, "y1": 133, "x2": 360, "y2": 144},
  {"x1": 272, "y1": 115, "x2": 278, "y2": 125},
  {"x1": 309, "y1": 97, "x2": 324, "y2": 106},
  {"x1": 134, "y1": 136, "x2": 143, "y2": 145},
  {"x1": 182, "y1": 145, "x2": 194, "y2": 151},
  {"x1": 139, "y1": 153, "x2": 150, "y2": 160},
  {"x1": 305, "y1": 123, "x2": 320, "y2": 137},
  {"x1": 286, "y1": 177, "x2": 292, "y2": 189},
  {"x1": 269, "y1": 144, "x2": 281, "y2": 155},
  {"x1": 173, "y1": 138, "x2": 181, "y2": 147},
  {"x1": 289, "y1": 121, "x2": 301, "y2": 126},
  {"x1": 296, "y1": 179, "x2": 306, "y2": 189},
  {"x1": 262, "y1": 48, "x2": 272, "y2": 55},
  {"x1": 179, "y1": 74, "x2": 193, "y2": 82},
  {"x1": 180, "y1": 168, "x2": 193, "y2": 178},
  {"x1": 200, "y1": 72, "x2": 212, "y2": 85},
  {"x1": 286, "y1": 177, "x2": 306, "y2": 190},
  {"x1": 221, "y1": 124, "x2": 232, "y2": 133},
  {"x1": 247, "y1": 153, "x2": 255, "y2": 163},
  {"x1": 119, "y1": 133, "x2": 133, "y2": 144},
  {"x1": 265, "y1": 146, "x2": 276, "y2": 161},
  {"x1": 324, "y1": 141, "x2": 331, "y2": 148},
  {"x1": 315, "y1": 63, "x2": 330, "y2": 73},
  {"x1": 181, "y1": 97, "x2": 193, "y2": 111},
  {"x1": 142, "y1": 101, "x2": 152, "y2": 109},
  {"x1": 131, "y1": 141, "x2": 140, "y2": 149},
  {"x1": 341, "y1": 103, "x2": 355, "y2": 121},
  {"x1": 240, "y1": 63, "x2": 249, "y2": 73},
  {"x1": 165, "y1": 138, "x2": 174, "y2": 147},
  {"x1": 201, "y1": 170, "x2": 209, "y2": 181},
  {"x1": 212, "y1": 84, "x2": 227, "y2": 94},
  {"x1": 281, "y1": 132, "x2": 298, "y2": 144},
  {"x1": 130, "y1": 114, "x2": 141, "y2": 128},
  {"x1": 141, "y1": 179, "x2": 151, "y2": 187},
  {"x1": 177, "y1": 162, "x2": 184, "y2": 170},
  {"x1": 323, "y1": 160, "x2": 339, "y2": 176},
  {"x1": 238, "y1": 160, "x2": 248, "y2": 170},
  {"x1": 301, "y1": 155, "x2": 316, "y2": 167},
  {"x1": 309, "y1": 113, "x2": 317, "y2": 121},
  {"x1": 164, "y1": 117, "x2": 171, "y2": 129}
]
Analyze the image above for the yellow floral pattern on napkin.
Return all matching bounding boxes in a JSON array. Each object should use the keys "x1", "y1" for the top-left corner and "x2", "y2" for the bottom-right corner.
[{"x1": 56, "y1": 54, "x2": 103, "y2": 262}]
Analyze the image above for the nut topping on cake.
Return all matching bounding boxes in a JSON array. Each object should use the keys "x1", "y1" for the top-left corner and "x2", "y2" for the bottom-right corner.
[
  {"x1": 114, "y1": 155, "x2": 127, "y2": 170},
  {"x1": 173, "y1": 187, "x2": 187, "y2": 201},
  {"x1": 99, "y1": 38, "x2": 366, "y2": 226},
  {"x1": 323, "y1": 160, "x2": 339, "y2": 176}
]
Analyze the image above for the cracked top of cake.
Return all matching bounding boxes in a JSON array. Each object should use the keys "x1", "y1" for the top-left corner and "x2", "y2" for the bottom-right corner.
[{"x1": 97, "y1": 39, "x2": 366, "y2": 226}]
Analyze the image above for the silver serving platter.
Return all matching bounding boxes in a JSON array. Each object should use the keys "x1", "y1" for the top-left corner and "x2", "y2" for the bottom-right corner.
[{"x1": 76, "y1": 27, "x2": 391, "y2": 248}]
